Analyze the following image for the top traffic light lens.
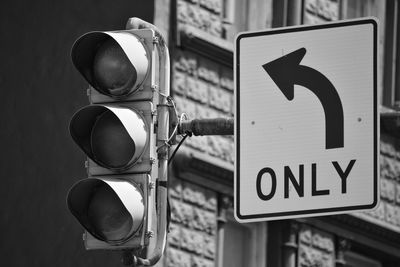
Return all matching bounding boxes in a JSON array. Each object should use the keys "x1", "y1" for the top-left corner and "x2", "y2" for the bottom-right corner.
[
  {"x1": 71, "y1": 31, "x2": 150, "y2": 98},
  {"x1": 93, "y1": 39, "x2": 137, "y2": 97}
]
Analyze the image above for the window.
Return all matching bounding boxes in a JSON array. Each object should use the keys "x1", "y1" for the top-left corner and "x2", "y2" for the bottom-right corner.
[
  {"x1": 222, "y1": 0, "x2": 248, "y2": 41},
  {"x1": 339, "y1": 0, "x2": 400, "y2": 108},
  {"x1": 217, "y1": 210, "x2": 267, "y2": 267},
  {"x1": 222, "y1": 220, "x2": 251, "y2": 267},
  {"x1": 340, "y1": 0, "x2": 400, "y2": 108},
  {"x1": 341, "y1": 0, "x2": 381, "y2": 19},
  {"x1": 222, "y1": 0, "x2": 272, "y2": 41}
]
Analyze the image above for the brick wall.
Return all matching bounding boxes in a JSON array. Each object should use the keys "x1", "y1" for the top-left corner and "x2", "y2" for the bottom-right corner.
[
  {"x1": 177, "y1": 0, "x2": 223, "y2": 38},
  {"x1": 165, "y1": 177, "x2": 218, "y2": 267},
  {"x1": 165, "y1": 1, "x2": 234, "y2": 265},
  {"x1": 303, "y1": 0, "x2": 339, "y2": 24},
  {"x1": 357, "y1": 134, "x2": 400, "y2": 231},
  {"x1": 298, "y1": 225, "x2": 335, "y2": 267},
  {"x1": 173, "y1": 50, "x2": 235, "y2": 164},
  {"x1": 167, "y1": 0, "x2": 400, "y2": 266}
]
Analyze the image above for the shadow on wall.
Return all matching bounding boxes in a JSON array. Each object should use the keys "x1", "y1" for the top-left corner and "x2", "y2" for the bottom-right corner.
[{"x1": 0, "y1": 0, "x2": 153, "y2": 266}]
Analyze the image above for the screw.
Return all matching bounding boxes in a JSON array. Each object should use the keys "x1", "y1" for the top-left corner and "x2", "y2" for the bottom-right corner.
[
  {"x1": 146, "y1": 231, "x2": 154, "y2": 238},
  {"x1": 149, "y1": 181, "x2": 155, "y2": 189}
]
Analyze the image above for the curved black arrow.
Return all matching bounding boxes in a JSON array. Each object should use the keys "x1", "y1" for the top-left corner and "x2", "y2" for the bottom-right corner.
[{"x1": 262, "y1": 47, "x2": 344, "y2": 149}]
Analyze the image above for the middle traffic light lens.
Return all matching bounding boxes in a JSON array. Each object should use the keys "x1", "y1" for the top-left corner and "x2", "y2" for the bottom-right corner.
[
  {"x1": 91, "y1": 111, "x2": 136, "y2": 169},
  {"x1": 93, "y1": 38, "x2": 137, "y2": 96},
  {"x1": 87, "y1": 183, "x2": 133, "y2": 242}
]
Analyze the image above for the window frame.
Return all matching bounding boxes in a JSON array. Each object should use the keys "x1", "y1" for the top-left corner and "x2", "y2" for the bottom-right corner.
[
  {"x1": 216, "y1": 208, "x2": 267, "y2": 267},
  {"x1": 383, "y1": 0, "x2": 400, "y2": 107}
]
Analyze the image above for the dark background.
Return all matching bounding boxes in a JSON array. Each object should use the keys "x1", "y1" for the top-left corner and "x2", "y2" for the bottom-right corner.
[{"x1": 0, "y1": 1, "x2": 153, "y2": 266}]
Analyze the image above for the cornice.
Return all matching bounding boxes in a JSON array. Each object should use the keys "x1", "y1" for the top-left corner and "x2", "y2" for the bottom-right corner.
[
  {"x1": 299, "y1": 214, "x2": 400, "y2": 258},
  {"x1": 171, "y1": 147, "x2": 234, "y2": 195},
  {"x1": 177, "y1": 25, "x2": 234, "y2": 68},
  {"x1": 381, "y1": 106, "x2": 400, "y2": 138}
]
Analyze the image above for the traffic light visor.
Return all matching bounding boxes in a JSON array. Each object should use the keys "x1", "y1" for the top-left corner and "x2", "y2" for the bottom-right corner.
[
  {"x1": 67, "y1": 178, "x2": 145, "y2": 243},
  {"x1": 70, "y1": 105, "x2": 148, "y2": 170},
  {"x1": 71, "y1": 31, "x2": 149, "y2": 97}
]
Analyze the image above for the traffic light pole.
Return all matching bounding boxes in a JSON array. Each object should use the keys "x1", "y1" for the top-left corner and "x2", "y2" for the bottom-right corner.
[{"x1": 125, "y1": 17, "x2": 169, "y2": 267}]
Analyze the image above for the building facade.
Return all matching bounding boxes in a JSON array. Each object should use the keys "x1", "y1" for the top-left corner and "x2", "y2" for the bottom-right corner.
[
  {"x1": 153, "y1": 0, "x2": 400, "y2": 266},
  {"x1": 1, "y1": 0, "x2": 399, "y2": 266}
]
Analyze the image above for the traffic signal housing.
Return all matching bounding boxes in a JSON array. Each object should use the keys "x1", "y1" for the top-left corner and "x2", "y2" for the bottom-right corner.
[{"x1": 67, "y1": 28, "x2": 162, "y2": 250}]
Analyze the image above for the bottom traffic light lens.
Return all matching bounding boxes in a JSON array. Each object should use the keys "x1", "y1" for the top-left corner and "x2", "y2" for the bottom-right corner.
[
  {"x1": 91, "y1": 111, "x2": 136, "y2": 169},
  {"x1": 67, "y1": 178, "x2": 145, "y2": 244},
  {"x1": 87, "y1": 183, "x2": 133, "y2": 242}
]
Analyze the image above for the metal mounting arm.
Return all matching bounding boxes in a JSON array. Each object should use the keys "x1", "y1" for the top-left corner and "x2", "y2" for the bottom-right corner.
[{"x1": 178, "y1": 117, "x2": 234, "y2": 136}]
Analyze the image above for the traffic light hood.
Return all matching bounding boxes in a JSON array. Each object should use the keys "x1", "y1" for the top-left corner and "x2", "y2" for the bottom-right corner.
[
  {"x1": 71, "y1": 31, "x2": 150, "y2": 97},
  {"x1": 69, "y1": 105, "x2": 148, "y2": 170},
  {"x1": 67, "y1": 177, "x2": 145, "y2": 244}
]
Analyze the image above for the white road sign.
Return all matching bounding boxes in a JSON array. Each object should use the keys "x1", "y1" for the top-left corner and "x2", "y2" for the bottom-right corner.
[{"x1": 234, "y1": 18, "x2": 379, "y2": 222}]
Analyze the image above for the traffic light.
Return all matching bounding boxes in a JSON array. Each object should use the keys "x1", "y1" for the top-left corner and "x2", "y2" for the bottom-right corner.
[{"x1": 67, "y1": 25, "x2": 169, "y2": 254}]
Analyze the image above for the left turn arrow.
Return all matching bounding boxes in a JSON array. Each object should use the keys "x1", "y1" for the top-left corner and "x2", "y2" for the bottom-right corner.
[{"x1": 262, "y1": 47, "x2": 344, "y2": 149}]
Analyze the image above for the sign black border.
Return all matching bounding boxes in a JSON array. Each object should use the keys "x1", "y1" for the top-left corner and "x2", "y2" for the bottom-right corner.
[{"x1": 235, "y1": 18, "x2": 378, "y2": 221}]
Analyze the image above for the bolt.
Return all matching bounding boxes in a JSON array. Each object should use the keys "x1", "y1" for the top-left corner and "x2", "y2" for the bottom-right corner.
[
  {"x1": 146, "y1": 231, "x2": 154, "y2": 238},
  {"x1": 149, "y1": 181, "x2": 155, "y2": 189}
]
